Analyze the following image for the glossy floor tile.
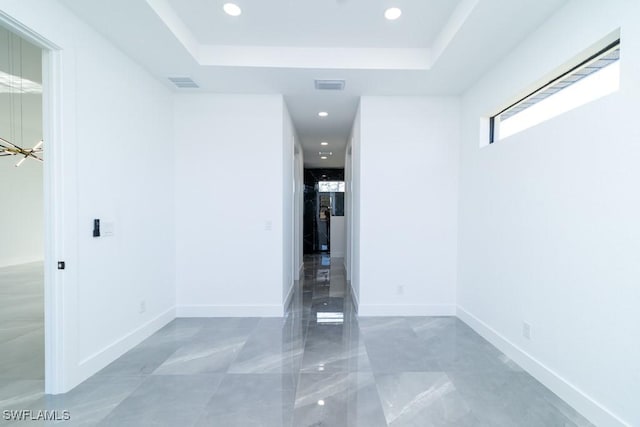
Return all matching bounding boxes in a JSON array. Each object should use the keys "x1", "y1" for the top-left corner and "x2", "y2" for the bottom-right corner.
[
  {"x1": 0, "y1": 257, "x2": 595, "y2": 426},
  {"x1": 196, "y1": 374, "x2": 296, "y2": 427},
  {"x1": 0, "y1": 262, "x2": 45, "y2": 426},
  {"x1": 375, "y1": 372, "x2": 477, "y2": 426},
  {"x1": 293, "y1": 372, "x2": 387, "y2": 427}
]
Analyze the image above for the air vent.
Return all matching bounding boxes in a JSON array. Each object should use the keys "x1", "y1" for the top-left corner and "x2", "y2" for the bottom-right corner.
[
  {"x1": 314, "y1": 80, "x2": 345, "y2": 91},
  {"x1": 168, "y1": 77, "x2": 199, "y2": 89}
]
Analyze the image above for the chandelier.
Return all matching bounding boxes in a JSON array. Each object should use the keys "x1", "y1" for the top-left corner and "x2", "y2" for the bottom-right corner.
[
  {"x1": 0, "y1": 137, "x2": 43, "y2": 167},
  {"x1": 1, "y1": 27, "x2": 43, "y2": 168}
]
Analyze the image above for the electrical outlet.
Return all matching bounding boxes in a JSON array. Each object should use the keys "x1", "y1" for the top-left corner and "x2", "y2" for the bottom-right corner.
[
  {"x1": 522, "y1": 322, "x2": 531, "y2": 340},
  {"x1": 396, "y1": 285, "x2": 404, "y2": 295},
  {"x1": 139, "y1": 301, "x2": 146, "y2": 314}
]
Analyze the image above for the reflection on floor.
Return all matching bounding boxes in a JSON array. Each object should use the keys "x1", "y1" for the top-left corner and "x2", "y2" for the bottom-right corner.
[
  {"x1": 0, "y1": 256, "x2": 594, "y2": 426},
  {"x1": 0, "y1": 262, "x2": 45, "y2": 423}
]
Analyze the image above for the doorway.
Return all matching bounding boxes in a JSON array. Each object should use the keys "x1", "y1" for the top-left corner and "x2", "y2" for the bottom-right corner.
[
  {"x1": 303, "y1": 168, "x2": 345, "y2": 256},
  {"x1": 0, "y1": 14, "x2": 64, "y2": 395},
  {"x1": 0, "y1": 25, "x2": 46, "y2": 399}
]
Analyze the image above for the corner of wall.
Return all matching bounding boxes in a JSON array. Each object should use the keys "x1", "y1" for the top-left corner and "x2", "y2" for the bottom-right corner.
[
  {"x1": 69, "y1": 306, "x2": 175, "y2": 393},
  {"x1": 457, "y1": 305, "x2": 629, "y2": 427}
]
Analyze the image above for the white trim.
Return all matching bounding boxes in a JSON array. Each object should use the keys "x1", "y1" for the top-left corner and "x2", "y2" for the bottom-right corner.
[
  {"x1": 77, "y1": 307, "x2": 175, "y2": 380},
  {"x1": 330, "y1": 251, "x2": 345, "y2": 258},
  {"x1": 457, "y1": 306, "x2": 630, "y2": 427},
  {"x1": 358, "y1": 304, "x2": 456, "y2": 317},
  {"x1": 0, "y1": 10, "x2": 61, "y2": 49},
  {"x1": 349, "y1": 280, "x2": 359, "y2": 313},
  {"x1": 43, "y1": 46, "x2": 66, "y2": 395},
  {"x1": 0, "y1": 11, "x2": 65, "y2": 395},
  {"x1": 0, "y1": 257, "x2": 44, "y2": 269},
  {"x1": 283, "y1": 281, "x2": 296, "y2": 313},
  {"x1": 177, "y1": 304, "x2": 284, "y2": 317}
]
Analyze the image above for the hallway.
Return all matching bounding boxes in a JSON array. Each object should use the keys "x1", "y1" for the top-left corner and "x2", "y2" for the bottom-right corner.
[{"x1": 2, "y1": 256, "x2": 592, "y2": 426}]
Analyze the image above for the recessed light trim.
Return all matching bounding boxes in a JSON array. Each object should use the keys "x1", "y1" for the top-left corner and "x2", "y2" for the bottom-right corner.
[
  {"x1": 385, "y1": 7, "x2": 402, "y2": 20},
  {"x1": 318, "y1": 111, "x2": 329, "y2": 117},
  {"x1": 223, "y1": 3, "x2": 242, "y2": 16},
  {"x1": 321, "y1": 142, "x2": 329, "y2": 146},
  {"x1": 320, "y1": 156, "x2": 328, "y2": 160}
]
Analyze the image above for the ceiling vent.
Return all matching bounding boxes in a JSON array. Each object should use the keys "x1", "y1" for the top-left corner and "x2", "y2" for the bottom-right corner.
[
  {"x1": 168, "y1": 77, "x2": 199, "y2": 89},
  {"x1": 314, "y1": 79, "x2": 345, "y2": 91}
]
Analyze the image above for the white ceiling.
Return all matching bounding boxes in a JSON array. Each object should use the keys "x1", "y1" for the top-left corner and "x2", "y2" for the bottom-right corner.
[
  {"x1": 166, "y1": 0, "x2": 460, "y2": 48},
  {"x1": 60, "y1": 0, "x2": 567, "y2": 168}
]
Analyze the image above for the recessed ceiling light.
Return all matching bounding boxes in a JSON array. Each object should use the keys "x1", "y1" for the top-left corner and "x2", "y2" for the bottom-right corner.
[
  {"x1": 223, "y1": 3, "x2": 242, "y2": 16},
  {"x1": 321, "y1": 142, "x2": 329, "y2": 146},
  {"x1": 385, "y1": 7, "x2": 402, "y2": 20},
  {"x1": 318, "y1": 111, "x2": 329, "y2": 117},
  {"x1": 321, "y1": 156, "x2": 328, "y2": 160},
  {"x1": 317, "y1": 400, "x2": 325, "y2": 406}
]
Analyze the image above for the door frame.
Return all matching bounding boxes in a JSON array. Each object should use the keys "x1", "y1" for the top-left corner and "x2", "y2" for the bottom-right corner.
[{"x1": 0, "y1": 11, "x2": 65, "y2": 394}]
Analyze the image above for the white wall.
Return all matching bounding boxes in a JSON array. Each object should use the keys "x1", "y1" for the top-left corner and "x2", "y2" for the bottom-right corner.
[
  {"x1": 458, "y1": 1, "x2": 640, "y2": 426},
  {"x1": 174, "y1": 94, "x2": 286, "y2": 317},
  {"x1": 0, "y1": 0, "x2": 176, "y2": 393},
  {"x1": 345, "y1": 105, "x2": 361, "y2": 306},
  {"x1": 294, "y1": 141, "x2": 304, "y2": 281},
  {"x1": 0, "y1": 29, "x2": 43, "y2": 267},
  {"x1": 357, "y1": 96, "x2": 459, "y2": 316},
  {"x1": 283, "y1": 101, "x2": 303, "y2": 308},
  {"x1": 0, "y1": 160, "x2": 42, "y2": 268},
  {"x1": 329, "y1": 215, "x2": 345, "y2": 258}
]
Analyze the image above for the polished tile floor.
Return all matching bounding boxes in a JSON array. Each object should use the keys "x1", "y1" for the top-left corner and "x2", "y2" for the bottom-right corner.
[
  {"x1": 0, "y1": 257, "x2": 594, "y2": 426},
  {"x1": 0, "y1": 262, "x2": 45, "y2": 426}
]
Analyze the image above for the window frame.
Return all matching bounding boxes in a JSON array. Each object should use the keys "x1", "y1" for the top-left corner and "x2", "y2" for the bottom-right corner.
[{"x1": 489, "y1": 39, "x2": 620, "y2": 144}]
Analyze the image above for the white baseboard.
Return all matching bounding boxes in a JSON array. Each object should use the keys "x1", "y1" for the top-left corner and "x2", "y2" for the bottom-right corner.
[
  {"x1": 75, "y1": 306, "x2": 175, "y2": 389},
  {"x1": 330, "y1": 252, "x2": 345, "y2": 258},
  {"x1": 358, "y1": 304, "x2": 456, "y2": 317},
  {"x1": 176, "y1": 304, "x2": 283, "y2": 317},
  {"x1": 457, "y1": 306, "x2": 629, "y2": 427},
  {"x1": 348, "y1": 281, "x2": 359, "y2": 313},
  {"x1": 283, "y1": 281, "x2": 296, "y2": 312},
  {"x1": 0, "y1": 257, "x2": 44, "y2": 268}
]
